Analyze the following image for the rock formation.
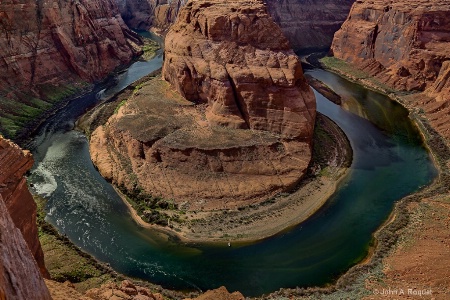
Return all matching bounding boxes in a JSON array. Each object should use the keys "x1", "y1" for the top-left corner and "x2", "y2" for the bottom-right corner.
[
  {"x1": 0, "y1": 136, "x2": 48, "y2": 278},
  {"x1": 331, "y1": 0, "x2": 450, "y2": 139},
  {"x1": 184, "y1": 286, "x2": 244, "y2": 300},
  {"x1": 331, "y1": 0, "x2": 450, "y2": 92},
  {"x1": 0, "y1": 0, "x2": 141, "y2": 138},
  {"x1": 266, "y1": 0, "x2": 354, "y2": 51},
  {"x1": 90, "y1": 0, "x2": 315, "y2": 210},
  {"x1": 0, "y1": 136, "x2": 51, "y2": 299}
]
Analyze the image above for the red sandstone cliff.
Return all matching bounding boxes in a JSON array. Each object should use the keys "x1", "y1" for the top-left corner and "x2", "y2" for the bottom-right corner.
[
  {"x1": 0, "y1": 0, "x2": 141, "y2": 139},
  {"x1": 90, "y1": 0, "x2": 316, "y2": 210},
  {"x1": 0, "y1": 137, "x2": 51, "y2": 299},
  {"x1": 331, "y1": 0, "x2": 450, "y2": 92},
  {"x1": 0, "y1": 136, "x2": 48, "y2": 278},
  {"x1": 331, "y1": 0, "x2": 450, "y2": 139}
]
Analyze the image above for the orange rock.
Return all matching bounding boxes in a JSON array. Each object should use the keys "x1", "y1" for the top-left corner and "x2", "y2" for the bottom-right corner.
[
  {"x1": 184, "y1": 286, "x2": 245, "y2": 300},
  {"x1": 331, "y1": 0, "x2": 450, "y2": 92},
  {"x1": 0, "y1": 195, "x2": 51, "y2": 300},
  {"x1": 0, "y1": 136, "x2": 49, "y2": 278}
]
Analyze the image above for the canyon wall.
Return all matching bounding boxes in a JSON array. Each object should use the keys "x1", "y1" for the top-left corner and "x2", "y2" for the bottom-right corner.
[
  {"x1": 266, "y1": 0, "x2": 354, "y2": 51},
  {"x1": 0, "y1": 0, "x2": 141, "y2": 139},
  {"x1": 0, "y1": 136, "x2": 48, "y2": 278},
  {"x1": 331, "y1": 0, "x2": 450, "y2": 92},
  {"x1": 91, "y1": 0, "x2": 315, "y2": 210},
  {"x1": 116, "y1": 0, "x2": 186, "y2": 33},
  {"x1": 331, "y1": 0, "x2": 450, "y2": 139},
  {"x1": 0, "y1": 136, "x2": 51, "y2": 299},
  {"x1": 115, "y1": 0, "x2": 354, "y2": 51}
]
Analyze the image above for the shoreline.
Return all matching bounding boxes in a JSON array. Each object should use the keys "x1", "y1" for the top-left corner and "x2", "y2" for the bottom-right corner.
[{"x1": 116, "y1": 167, "x2": 351, "y2": 244}]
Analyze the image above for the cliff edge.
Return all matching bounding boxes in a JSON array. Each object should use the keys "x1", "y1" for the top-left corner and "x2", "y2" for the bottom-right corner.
[{"x1": 0, "y1": 136, "x2": 51, "y2": 299}]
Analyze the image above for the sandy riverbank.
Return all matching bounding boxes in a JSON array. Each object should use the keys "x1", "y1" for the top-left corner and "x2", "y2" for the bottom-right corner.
[{"x1": 117, "y1": 166, "x2": 351, "y2": 244}]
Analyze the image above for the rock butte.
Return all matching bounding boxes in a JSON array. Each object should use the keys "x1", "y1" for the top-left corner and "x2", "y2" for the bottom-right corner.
[
  {"x1": 90, "y1": 0, "x2": 316, "y2": 210},
  {"x1": 331, "y1": 0, "x2": 450, "y2": 138}
]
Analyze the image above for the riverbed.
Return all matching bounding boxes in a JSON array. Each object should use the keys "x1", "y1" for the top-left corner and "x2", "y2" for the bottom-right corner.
[{"x1": 26, "y1": 51, "x2": 437, "y2": 296}]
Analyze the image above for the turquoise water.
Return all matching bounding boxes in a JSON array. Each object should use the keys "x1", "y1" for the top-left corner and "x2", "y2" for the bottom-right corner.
[{"x1": 27, "y1": 60, "x2": 436, "y2": 296}]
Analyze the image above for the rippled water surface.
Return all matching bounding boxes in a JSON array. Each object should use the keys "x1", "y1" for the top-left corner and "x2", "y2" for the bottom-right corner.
[{"x1": 27, "y1": 57, "x2": 437, "y2": 296}]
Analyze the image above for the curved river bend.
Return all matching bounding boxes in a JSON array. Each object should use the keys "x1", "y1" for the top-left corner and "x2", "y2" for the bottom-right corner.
[{"x1": 27, "y1": 51, "x2": 436, "y2": 296}]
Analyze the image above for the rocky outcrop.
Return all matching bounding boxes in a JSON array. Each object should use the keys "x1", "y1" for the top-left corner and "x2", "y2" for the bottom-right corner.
[
  {"x1": 184, "y1": 286, "x2": 244, "y2": 300},
  {"x1": 331, "y1": 0, "x2": 450, "y2": 92},
  {"x1": 266, "y1": 0, "x2": 354, "y2": 51},
  {"x1": 0, "y1": 136, "x2": 48, "y2": 278},
  {"x1": 0, "y1": 192, "x2": 51, "y2": 300},
  {"x1": 0, "y1": 0, "x2": 141, "y2": 139},
  {"x1": 90, "y1": 0, "x2": 315, "y2": 210}
]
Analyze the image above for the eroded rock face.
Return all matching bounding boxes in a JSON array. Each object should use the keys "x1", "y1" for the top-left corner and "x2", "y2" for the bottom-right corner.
[
  {"x1": 331, "y1": 0, "x2": 450, "y2": 92},
  {"x1": 162, "y1": 0, "x2": 315, "y2": 139},
  {"x1": 184, "y1": 286, "x2": 245, "y2": 300},
  {"x1": 0, "y1": 136, "x2": 48, "y2": 278},
  {"x1": 0, "y1": 193, "x2": 51, "y2": 300},
  {"x1": 0, "y1": 0, "x2": 140, "y2": 108},
  {"x1": 90, "y1": 0, "x2": 315, "y2": 210},
  {"x1": 266, "y1": 0, "x2": 354, "y2": 51}
]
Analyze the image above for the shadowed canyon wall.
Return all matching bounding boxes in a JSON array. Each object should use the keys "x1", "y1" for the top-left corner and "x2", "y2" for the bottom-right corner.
[
  {"x1": 0, "y1": 0, "x2": 141, "y2": 138},
  {"x1": 90, "y1": 0, "x2": 316, "y2": 209},
  {"x1": 331, "y1": 0, "x2": 450, "y2": 138},
  {"x1": 115, "y1": 0, "x2": 354, "y2": 51},
  {"x1": 0, "y1": 136, "x2": 51, "y2": 299}
]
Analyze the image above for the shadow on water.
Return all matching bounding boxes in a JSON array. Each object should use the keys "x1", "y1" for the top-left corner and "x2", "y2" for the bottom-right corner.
[{"x1": 27, "y1": 54, "x2": 437, "y2": 296}]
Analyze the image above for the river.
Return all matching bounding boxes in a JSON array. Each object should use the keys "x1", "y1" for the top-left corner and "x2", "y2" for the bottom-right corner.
[{"x1": 26, "y1": 51, "x2": 437, "y2": 296}]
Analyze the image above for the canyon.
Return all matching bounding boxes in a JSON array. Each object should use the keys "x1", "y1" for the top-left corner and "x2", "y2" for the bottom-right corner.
[
  {"x1": 90, "y1": 0, "x2": 316, "y2": 211},
  {"x1": 0, "y1": 0, "x2": 449, "y2": 299},
  {"x1": 0, "y1": 0, "x2": 141, "y2": 139}
]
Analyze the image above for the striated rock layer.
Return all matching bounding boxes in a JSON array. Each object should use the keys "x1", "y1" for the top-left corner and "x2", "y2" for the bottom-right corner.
[
  {"x1": 91, "y1": 0, "x2": 316, "y2": 210},
  {"x1": 0, "y1": 0, "x2": 140, "y2": 89},
  {"x1": 332, "y1": 0, "x2": 450, "y2": 92},
  {"x1": 0, "y1": 0, "x2": 141, "y2": 138},
  {"x1": 331, "y1": 0, "x2": 450, "y2": 139},
  {"x1": 0, "y1": 136, "x2": 48, "y2": 278},
  {"x1": 0, "y1": 137, "x2": 51, "y2": 299}
]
